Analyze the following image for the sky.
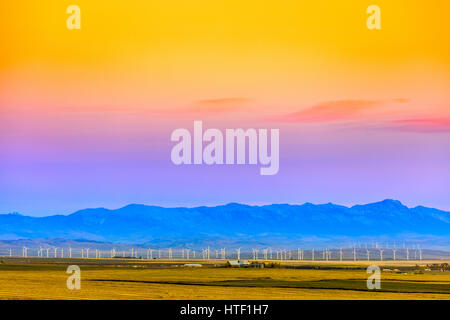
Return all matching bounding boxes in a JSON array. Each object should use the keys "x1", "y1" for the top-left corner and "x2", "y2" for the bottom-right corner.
[{"x1": 1, "y1": 0, "x2": 449, "y2": 216}]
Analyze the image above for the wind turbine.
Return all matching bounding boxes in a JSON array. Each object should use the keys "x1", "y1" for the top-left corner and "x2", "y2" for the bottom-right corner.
[
  {"x1": 406, "y1": 247, "x2": 409, "y2": 260},
  {"x1": 69, "y1": 247, "x2": 72, "y2": 258},
  {"x1": 379, "y1": 248, "x2": 384, "y2": 261},
  {"x1": 366, "y1": 248, "x2": 370, "y2": 261},
  {"x1": 312, "y1": 248, "x2": 315, "y2": 261},
  {"x1": 236, "y1": 248, "x2": 241, "y2": 260},
  {"x1": 340, "y1": 248, "x2": 343, "y2": 261},
  {"x1": 353, "y1": 247, "x2": 356, "y2": 261},
  {"x1": 392, "y1": 249, "x2": 397, "y2": 261}
]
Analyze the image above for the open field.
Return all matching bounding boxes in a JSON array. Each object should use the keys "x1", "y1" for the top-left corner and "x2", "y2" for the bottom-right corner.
[{"x1": 0, "y1": 257, "x2": 449, "y2": 300}]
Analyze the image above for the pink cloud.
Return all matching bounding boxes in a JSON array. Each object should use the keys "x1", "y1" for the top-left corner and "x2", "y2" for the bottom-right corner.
[
  {"x1": 271, "y1": 100, "x2": 384, "y2": 123},
  {"x1": 392, "y1": 118, "x2": 450, "y2": 132},
  {"x1": 185, "y1": 98, "x2": 252, "y2": 115}
]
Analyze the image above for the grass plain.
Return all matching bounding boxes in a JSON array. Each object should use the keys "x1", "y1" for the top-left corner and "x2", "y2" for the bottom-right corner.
[{"x1": 0, "y1": 257, "x2": 449, "y2": 300}]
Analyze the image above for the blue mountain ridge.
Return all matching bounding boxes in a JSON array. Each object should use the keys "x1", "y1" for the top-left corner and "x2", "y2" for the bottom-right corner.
[{"x1": 0, "y1": 199, "x2": 449, "y2": 244}]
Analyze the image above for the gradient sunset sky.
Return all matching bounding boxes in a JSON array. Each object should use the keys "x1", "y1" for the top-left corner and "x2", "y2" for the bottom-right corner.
[{"x1": 1, "y1": 1, "x2": 449, "y2": 216}]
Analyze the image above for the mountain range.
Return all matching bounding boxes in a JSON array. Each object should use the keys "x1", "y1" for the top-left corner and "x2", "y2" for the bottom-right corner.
[{"x1": 1, "y1": 199, "x2": 449, "y2": 249}]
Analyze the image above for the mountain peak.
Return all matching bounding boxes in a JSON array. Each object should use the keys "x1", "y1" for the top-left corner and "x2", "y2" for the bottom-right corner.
[
  {"x1": 354, "y1": 199, "x2": 405, "y2": 207},
  {"x1": 379, "y1": 199, "x2": 405, "y2": 206},
  {"x1": 224, "y1": 202, "x2": 247, "y2": 207}
]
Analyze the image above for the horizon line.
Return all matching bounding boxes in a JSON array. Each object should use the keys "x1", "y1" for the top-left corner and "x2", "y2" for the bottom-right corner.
[{"x1": 2, "y1": 198, "x2": 446, "y2": 218}]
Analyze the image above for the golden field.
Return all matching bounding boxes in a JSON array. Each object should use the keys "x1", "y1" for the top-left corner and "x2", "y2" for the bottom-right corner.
[{"x1": 0, "y1": 257, "x2": 449, "y2": 300}]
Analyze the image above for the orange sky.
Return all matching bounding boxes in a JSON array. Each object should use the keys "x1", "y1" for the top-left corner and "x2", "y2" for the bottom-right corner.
[{"x1": 1, "y1": 0, "x2": 449, "y2": 122}]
